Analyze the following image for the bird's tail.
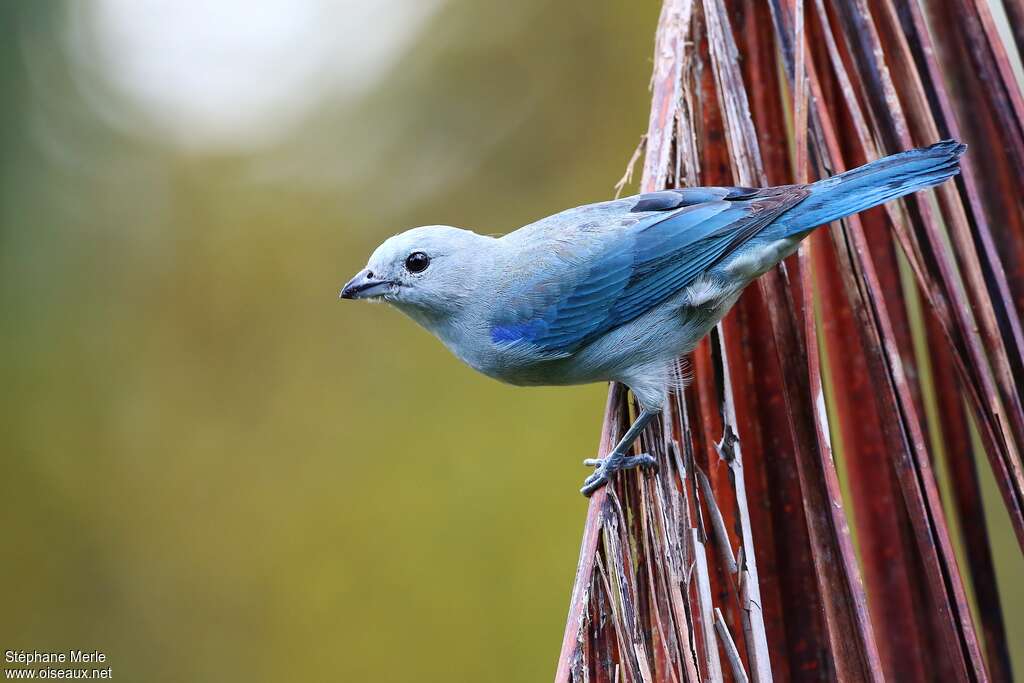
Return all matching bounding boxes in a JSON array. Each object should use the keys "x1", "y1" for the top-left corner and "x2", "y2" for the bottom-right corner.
[{"x1": 779, "y1": 139, "x2": 965, "y2": 235}]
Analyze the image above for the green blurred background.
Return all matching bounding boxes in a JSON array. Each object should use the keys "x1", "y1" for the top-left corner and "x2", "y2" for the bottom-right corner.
[
  {"x1": 0, "y1": 1, "x2": 659, "y2": 681},
  {"x1": 1, "y1": 2, "x2": 1021, "y2": 682}
]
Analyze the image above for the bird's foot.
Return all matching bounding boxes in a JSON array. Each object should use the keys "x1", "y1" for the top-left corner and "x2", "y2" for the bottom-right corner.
[{"x1": 580, "y1": 452, "x2": 657, "y2": 497}]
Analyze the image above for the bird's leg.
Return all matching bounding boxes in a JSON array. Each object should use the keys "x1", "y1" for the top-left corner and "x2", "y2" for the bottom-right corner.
[{"x1": 580, "y1": 409, "x2": 658, "y2": 496}]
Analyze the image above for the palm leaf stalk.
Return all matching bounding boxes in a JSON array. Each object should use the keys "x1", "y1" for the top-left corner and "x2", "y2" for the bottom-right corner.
[{"x1": 555, "y1": 0, "x2": 1024, "y2": 681}]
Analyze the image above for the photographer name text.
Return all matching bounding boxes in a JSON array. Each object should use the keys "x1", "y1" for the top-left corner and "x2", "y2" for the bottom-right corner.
[{"x1": 4, "y1": 651, "x2": 111, "y2": 680}]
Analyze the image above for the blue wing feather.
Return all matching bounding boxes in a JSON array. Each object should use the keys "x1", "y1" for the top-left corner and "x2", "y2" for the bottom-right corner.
[{"x1": 490, "y1": 187, "x2": 808, "y2": 353}]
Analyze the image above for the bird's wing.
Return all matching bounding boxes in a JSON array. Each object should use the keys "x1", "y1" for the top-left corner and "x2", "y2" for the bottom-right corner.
[{"x1": 489, "y1": 186, "x2": 808, "y2": 354}]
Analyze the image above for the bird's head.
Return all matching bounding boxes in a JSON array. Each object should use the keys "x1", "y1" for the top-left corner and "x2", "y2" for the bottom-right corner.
[{"x1": 340, "y1": 225, "x2": 490, "y2": 320}]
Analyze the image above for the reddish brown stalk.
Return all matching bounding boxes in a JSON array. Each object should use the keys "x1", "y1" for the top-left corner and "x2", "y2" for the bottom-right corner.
[
  {"x1": 555, "y1": 386, "x2": 626, "y2": 683},
  {"x1": 883, "y1": 0, "x2": 1024, "y2": 389},
  {"x1": 827, "y1": 0, "x2": 1024, "y2": 551},
  {"x1": 557, "y1": 0, "x2": 1022, "y2": 680},
  {"x1": 813, "y1": 237, "x2": 934, "y2": 682},
  {"x1": 926, "y1": 311, "x2": 1015, "y2": 683},
  {"x1": 802, "y1": 66, "x2": 988, "y2": 682},
  {"x1": 707, "y1": 0, "x2": 883, "y2": 678},
  {"x1": 794, "y1": 9, "x2": 970, "y2": 671},
  {"x1": 642, "y1": 0, "x2": 696, "y2": 197},
  {"x1": 870, "y1": 0, "x2": 1024, "y2": 530}
]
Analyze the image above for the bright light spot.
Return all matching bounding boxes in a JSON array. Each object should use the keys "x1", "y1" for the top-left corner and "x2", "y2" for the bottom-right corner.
[{"x1": 73, "y1": 0, "x2": 438, "y2": 149}]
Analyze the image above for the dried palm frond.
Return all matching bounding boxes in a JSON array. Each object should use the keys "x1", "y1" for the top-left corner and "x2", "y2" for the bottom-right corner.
[{"x1": 555, "y1": 0, "x2": 1023, "y2": 681}]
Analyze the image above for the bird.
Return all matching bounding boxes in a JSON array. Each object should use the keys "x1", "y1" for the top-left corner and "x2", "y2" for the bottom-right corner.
[{"x1": 340, "y1": 140, "x2": 965, "y2": 496}]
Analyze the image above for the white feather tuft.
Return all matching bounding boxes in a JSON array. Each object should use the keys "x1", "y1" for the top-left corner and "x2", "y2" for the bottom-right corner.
[{"x1": 682, "y1": 275, "x2": 724, "y2": 307}]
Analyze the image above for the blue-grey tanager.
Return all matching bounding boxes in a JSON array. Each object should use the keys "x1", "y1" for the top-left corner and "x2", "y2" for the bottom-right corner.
[{"x1": 341, "y1": 140, "x2": 964, "y2": 495}]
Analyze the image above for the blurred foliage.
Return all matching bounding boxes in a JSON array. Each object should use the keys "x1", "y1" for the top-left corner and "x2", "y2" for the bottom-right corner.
[{"x1": 0, "y1": 1, "x2": 660, "y2": 681}]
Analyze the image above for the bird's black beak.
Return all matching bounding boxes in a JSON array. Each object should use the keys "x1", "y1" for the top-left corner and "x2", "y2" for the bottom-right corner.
[{"x1": 339, "y1": 269, "x2": 393, "y2": 300}]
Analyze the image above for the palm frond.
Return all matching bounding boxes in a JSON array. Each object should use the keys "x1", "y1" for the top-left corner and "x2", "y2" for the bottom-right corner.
[{"x1": 556, "y1": 1, "x2": 1024, "y2": 680}]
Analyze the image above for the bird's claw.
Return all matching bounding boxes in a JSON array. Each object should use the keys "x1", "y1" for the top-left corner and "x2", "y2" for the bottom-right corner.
[{"x1": 580, "y1": 452, "x2": 656, "y2": 496}]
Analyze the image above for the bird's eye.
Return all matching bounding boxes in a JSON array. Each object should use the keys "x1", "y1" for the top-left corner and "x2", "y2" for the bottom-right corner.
[{"x1": 405, "y1": 252, "x2": 430, "y2": 273}]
